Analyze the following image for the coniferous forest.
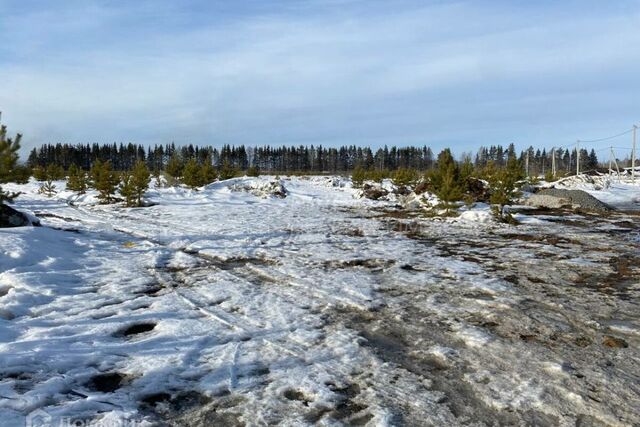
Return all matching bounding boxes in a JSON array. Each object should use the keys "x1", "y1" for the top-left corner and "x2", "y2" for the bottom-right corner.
[{"x1": 27, "y1": 142, "x2": 601, "y2": 176}]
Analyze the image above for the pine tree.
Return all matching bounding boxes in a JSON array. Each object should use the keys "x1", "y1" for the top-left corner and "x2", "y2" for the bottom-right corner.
[
  {"x1": 218, "y1": 160, "x2": 237, "y2": 180},
  {"x1": 392, "y1": 168, "x2": 418, "y2": 188},
  {"x1": 46, "y1": 164, "x2": 65, "y2": 180},
  {"x1": 182, "y1": 159, "x2": 201, "y2": 188},
  {"x1": 246, "y1": 165, "x2": 260, "y2": 177},
  {"x1": 165, "y1": 154, "x2": 183, "y2": 180},
  {"x1": 487, "y1": 156, "x2": 524, "y2": 222},
  {"x1": 431, "y1": 149, "x2": 463, "y2": 212},
  {"x1": 351, "y1": 166, "x2": 366, "y2": 188},
  {"x1": 38, "y1": 179, "x2": 57, "y2": 197},
  {"x1": 131, "y1": 160, "x2": 150, "y2": 206},
  {"x1": 91, "y1": 160, "x2": 119, "y2": 204},
  {"x1": 12, "y1": 165, "x2": 31, "y2": 184},
  {"x1": 459, "y1": 156, "x2": 474, "y2": 182},
  {"x1": 32, "y1": 165, "x2": 47, "y2": 181},
  {"x1": 199, "y1": 157, "x2": 217, "y2": 185},
  {"x1": 119, "y1": 172, "x2": 136, "y2": 207},
  {"x1": 0, "y1": 123, "x2": 22, "y2": 204},
  {"x1": 67, "y1": 164, "x2": 87, "y2": 193}
]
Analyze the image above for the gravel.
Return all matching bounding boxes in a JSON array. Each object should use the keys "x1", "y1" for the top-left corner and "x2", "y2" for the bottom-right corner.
[{"x1": 536, "y1": 188, "x2": 614, "y2": 212}]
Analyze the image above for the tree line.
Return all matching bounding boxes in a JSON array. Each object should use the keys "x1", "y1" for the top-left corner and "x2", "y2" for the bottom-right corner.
[{"x1": 26, "y1": 142, "x2": 601, "y2": 175}]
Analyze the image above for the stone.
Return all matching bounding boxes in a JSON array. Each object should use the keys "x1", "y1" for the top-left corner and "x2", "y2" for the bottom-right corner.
[
  {"x1": 0, "y1": 204, "x2": 39, "y2": 228},
  {"x1": 602, "y1": 335, "x2": 628, "y2": 348}
]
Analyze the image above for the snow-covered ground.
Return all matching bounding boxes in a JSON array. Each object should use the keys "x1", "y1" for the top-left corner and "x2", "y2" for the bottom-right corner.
[{"x1": 1, "y1": 176, "x2": 639, "y2": 426}]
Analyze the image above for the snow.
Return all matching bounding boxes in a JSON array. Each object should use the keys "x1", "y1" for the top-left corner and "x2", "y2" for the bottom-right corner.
[
  {"x1": 458, "y1": 207, "x2": 493, "y2": 224},
  {"x1": 0, "y1": 176, "x2": 638, "y2": 425}
]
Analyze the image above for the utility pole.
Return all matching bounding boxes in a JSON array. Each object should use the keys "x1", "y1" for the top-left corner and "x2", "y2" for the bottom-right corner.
[
  {"x1": 525, "y1": 150, "x2": 529, "y2": 177},
  {"x1": 551, "y1": 148, "x2": 556, "y2": 177},
  {"x1": 576, "y1": 140, "x2": 580, "y2": 176},
  {"x1": 633, "y1": 125, "x2": 637, "y2": 183},
  {"x1": 609, "y1": 147, "x2": 613, "y2": 176}
]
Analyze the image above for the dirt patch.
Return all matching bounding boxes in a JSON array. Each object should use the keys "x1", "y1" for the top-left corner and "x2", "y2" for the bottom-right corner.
[
  {"x1": 169, "y1": 393, "x2": 246, "y2": 427},
  {"x1": 602, "y1": 335, "x2": 628, "y2": 348},
  {"x1": 116, "y1": 322, "x2": 156, "y2": 337},
  {"x1": 86, "y1": 372, "x2": 130, "y2": 393},
  {"x1": 283, "y1": 389, "x2": 312, "y2": 406},
  {"x1": 323, "y1": 258, "x2": 395, "y2": 270},
  {"x1": 136, "y1": 283, "x2": 164, "y2": 296},
  {"x1": 141, "y1": 392, "x2": 172, "y2": 407}
]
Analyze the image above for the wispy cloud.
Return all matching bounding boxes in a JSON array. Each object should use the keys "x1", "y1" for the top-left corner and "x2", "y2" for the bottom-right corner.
[{"x1": 1, "y1": 0, "x2": 639, "y2": 153}]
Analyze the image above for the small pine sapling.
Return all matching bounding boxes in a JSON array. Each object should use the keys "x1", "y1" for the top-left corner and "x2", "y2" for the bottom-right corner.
[
  {"x1": 392, "y1": 168, "x2": 418, "y2": 188},
  {"x1": 119, "y1": 172, "x2": 136, "y2": 207},
  {"x1": 431, "y1": 149, "x2": 463, "y2": 214},
  {"x1": 165, "y1": 154, "x2": 183, "y2": 181},
  {"x1": 218, "y1": 160, "x2": 237, "y2": 180},
  {"x1": 91, "y1": 160, "x2": 119, "y2": 204},
  {"x1": 38, "y1": 179, "x2": 57, "y2": 197},
  {"x1": 32, "y1": 165, "x2": 47, "y2": 181},
  {"x1": 131, "y1": 160, "x2": 151, "y2": 206},
  {"x1": 67, "y1": 164, "x2": 87, "y2": 193},
  {"x1": 199, "y1": 157, "x2": 217, "y2": 185},
  {"x1": 351, "y1": 166, "x2": 366, "y2": 188},
  {"x1": 487, "y1": 156, "x2": 524, "y2": 223},
  {"x1": 182, "y1": 159, "x2": 201, "y2": 189}
]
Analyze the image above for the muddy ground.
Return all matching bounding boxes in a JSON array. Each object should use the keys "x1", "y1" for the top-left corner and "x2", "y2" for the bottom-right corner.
[{"x1": 157, "y1": 207, "x2": 640, "y2": 426}]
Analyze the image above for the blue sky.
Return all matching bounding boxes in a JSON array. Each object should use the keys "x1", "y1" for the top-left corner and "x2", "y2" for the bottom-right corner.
[{"x1": 1, "y1": 0, "x2": 639, "y2": 155}]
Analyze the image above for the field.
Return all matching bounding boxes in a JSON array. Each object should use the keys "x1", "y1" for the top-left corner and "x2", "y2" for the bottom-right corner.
[{"x1": 1, "y1": 176, "x2": 639, "y2": 426}]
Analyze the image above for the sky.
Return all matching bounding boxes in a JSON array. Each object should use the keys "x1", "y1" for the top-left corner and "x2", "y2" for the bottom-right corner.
[{"x1": 1, "y1": 0, "x2": 639, "y2": 156}]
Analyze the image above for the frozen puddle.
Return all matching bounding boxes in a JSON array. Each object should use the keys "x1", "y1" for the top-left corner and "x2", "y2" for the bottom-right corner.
[{"x1": 0, "y1": 176, "x2": 639, "y2": 426}]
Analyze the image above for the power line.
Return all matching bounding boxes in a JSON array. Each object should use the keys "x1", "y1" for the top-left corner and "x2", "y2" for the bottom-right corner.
[{"x1": 577, "y1": 128, "x2": 633, "y2": 143}]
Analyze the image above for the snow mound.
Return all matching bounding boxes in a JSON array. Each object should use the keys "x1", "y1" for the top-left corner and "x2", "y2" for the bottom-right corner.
[
  {"x1": 228, "y1": 178, "x2": 288, "y2": 198},
  {"x1": 458, "y1": 208, "x2": 493, "y2": 223}
]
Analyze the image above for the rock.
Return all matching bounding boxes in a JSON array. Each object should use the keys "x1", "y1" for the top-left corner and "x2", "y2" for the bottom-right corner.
[
  {"x1": 525, "y1": 194, "x2": 573, "y2": 210},
  {"x1": 0, "y1": 204, "x2": 39, "y2": 228},
  {"x1": 602, "y1": 335, "x2": 628, "y2": 348},
  {"x1": 525, "y1": 189, "x2": 614, "y2": 212},
  {"x1": 466, "y1": 178, "x2": 491, "y2": 202},
  {"x1": 414, "y1": 181, "x2": 430, "y2": 195},
  {"x1": 361, "y1": 183, "x2": 389, "y2": 200},
  {"x1": 393, "y1": 186, "x2": 412, "y2": 196}
]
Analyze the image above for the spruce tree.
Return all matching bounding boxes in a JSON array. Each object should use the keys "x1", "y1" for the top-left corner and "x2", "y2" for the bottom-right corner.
[
  {"x1": 67, "y1": 164, "x2": 87, "y2": 193},
  {"x1": 131, "y1": 160, "x2": 150, "y2": 206},
  {"x1": 0, "y1": 123, "x2": 22, "y2": 204},
  {"x1": 91, "y1": 160, "x2": 119, "y2": 204},
  {"x1": 182, "y1": 159, "x2": 201, "y2": 188}
]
